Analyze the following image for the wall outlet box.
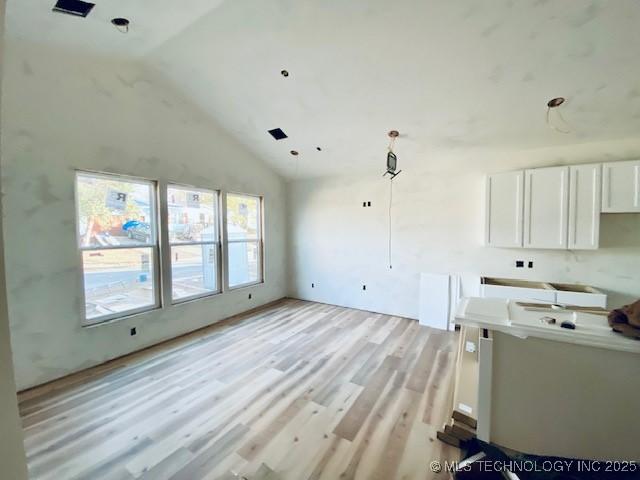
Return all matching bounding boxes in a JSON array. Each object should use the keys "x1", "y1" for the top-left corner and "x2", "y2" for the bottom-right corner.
[{"x1": 465, "y1": 341, "x2": 476, "y2": 353}]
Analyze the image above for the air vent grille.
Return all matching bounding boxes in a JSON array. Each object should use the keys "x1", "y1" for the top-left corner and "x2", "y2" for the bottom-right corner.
[
  {"x1": 53, "y1": 0, "x2": 95, "y2": 17},
  {"x1": 268, "y1": 128, "x2": 288, "y2": 140}
]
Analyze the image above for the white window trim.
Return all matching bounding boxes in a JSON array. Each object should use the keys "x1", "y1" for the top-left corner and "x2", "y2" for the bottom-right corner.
[{"x1": 75, "y1": 170, "x2": 162, "y2": 327}]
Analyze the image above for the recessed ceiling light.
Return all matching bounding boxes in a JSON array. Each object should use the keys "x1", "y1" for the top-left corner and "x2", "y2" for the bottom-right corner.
[
  {"x1": 547, "y1": 97, "x2": 565, "y2": 108},
  {"x1": 281, "y1": 70, "x2": 289, "y2": 77},
  {"x1": 290, "y1": 150, "x2": 299, "y2": 156},
  {"x1": 111, "y1": 17, "x2": 130, "y2": 33}
]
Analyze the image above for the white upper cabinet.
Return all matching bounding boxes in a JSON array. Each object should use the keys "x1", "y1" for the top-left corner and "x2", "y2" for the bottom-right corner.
[
  {"x1": 568, "y1": 164, "x2": 601, "y2": 250},
  {"x1": 602, "y1": 160, "x2": 640, "y2": 213},
  {"x1": 523, "y1": 166, "x2": 569, "y2": 249},
  {"x1": 485, "y1": 171, "x2": 524, "y2": 248}
]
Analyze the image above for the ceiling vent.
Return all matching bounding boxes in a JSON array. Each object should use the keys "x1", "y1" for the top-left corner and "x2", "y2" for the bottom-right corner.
[
  {"x1": 268, "y1": 128, "x2": 288, "y2": 140},
  {"x1": 52, "y1": 0, "x2": 95, "y2": 17}
]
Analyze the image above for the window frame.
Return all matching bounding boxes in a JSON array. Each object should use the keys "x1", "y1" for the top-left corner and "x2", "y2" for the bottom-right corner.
[
  {"x1": 74, "y1": 170, "x2": 162, "y2": 326},
  {"x1": 166, "y1": 183, "x2": 222, "y2": 304},
  {"x1": 223, "y1": 191, "x2": 265, "y2": 290}
]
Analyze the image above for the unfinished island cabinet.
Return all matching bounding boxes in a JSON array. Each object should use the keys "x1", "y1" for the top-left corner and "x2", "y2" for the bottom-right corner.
[
  {"x1": 551, "y1": 283, "x2": 607, "y2": 308},
  {"x1": 485, "y1": 171, "x2": 524, "y2": 248},
  {"x1": 480, "y1": 277, "x2": 607, "y2": 308},
  {"x1": 481, "y1": 278, "x2": 556, "y2": 303},
  {"x1": 523, "y1": 166, "x2": 569, "y2": 249},
  {"x1": 568, "y1": 164, "x2": 601, "y2": 250},
  {"x1": 602, "y1": 160, "x2": 640, "y2": 213}
]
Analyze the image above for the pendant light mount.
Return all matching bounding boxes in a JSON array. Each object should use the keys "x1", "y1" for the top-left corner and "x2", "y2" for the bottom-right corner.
[{"x1": 383, "y1": 130, "x2": 401, "y2": 179}]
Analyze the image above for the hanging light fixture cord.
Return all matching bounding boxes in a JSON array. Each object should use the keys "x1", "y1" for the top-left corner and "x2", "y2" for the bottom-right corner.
[
  {"x1": 388, "y1": 176, "x2": 394, "y2": 269},
  {"x1": 388, "y1": 135, "x2": 396, "y2": 153},
  {"x1": 546, "y1": 106, "x2": 571, "y2": 134}
]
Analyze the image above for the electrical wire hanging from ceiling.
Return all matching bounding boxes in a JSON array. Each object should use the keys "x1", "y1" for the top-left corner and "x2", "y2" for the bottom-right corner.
[
  {"x1": 546, "y1": 97, "x2": 571, "y2": 134},
  {"x1": 388, "y1": 175, "x2": 394, "y2": 270},
  {"x1": 383, "y1": 130, "x2": 401, "y2": 270},
  {"x1": 290, "y1": 150, "x2": 300, "y2": 180}
]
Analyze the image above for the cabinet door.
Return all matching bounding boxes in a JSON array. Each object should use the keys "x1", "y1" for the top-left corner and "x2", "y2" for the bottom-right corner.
[
  {"x1": 485, "y1": 171, "x2": 524, "y2": 247},
  {"x1": 602, "y1": 160, "x2": 640, "y2": 213},
  {"x1": 524, "y1": 166, "x2": 569, "y2": 249},
  {"x1": 568, "y1": 164, "x2": 601, "y2": 250}
]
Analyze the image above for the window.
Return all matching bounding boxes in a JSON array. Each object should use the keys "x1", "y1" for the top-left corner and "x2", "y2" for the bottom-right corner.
[
  {"x1": 76, "y1": 172, "x2": 159, "y2": 324},
  {"x1": 167, "y1": 185, "x2": 220, "y2": 302},
  {"x1": 226, "y1": 193, "x2": 263, "y2": 288}
]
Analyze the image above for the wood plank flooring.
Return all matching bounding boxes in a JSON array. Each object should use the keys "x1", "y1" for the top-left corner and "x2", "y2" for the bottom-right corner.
[{"x1": 19, "y1": 299, "x2": 460, "y2": 480}]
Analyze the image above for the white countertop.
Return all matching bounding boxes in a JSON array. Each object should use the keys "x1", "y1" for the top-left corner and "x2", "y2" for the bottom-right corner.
[{"x1": 455, "y1": 297, "x2": 640, "y2": 354}]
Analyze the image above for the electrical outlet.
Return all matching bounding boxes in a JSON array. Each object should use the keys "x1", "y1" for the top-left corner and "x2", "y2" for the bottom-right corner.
[
  {"x1": 248, "y1": 293, "x2": 252, "y2": 300},
  {"x1": 367, "y1": 201, "x2": 371, "y2": 207},
  {"x1": 362, "y1": 201, "x2": 366, "y2": 207},
  {"x1": 515, "y1": 260, "x2": 524, "y2": 268},
  {"x1": 311, "y1": 283, "x2": 315, "y2": 288},
  {"x1": 528, "y1": 261, "x2": 534, "y2": 268},
  {"x1": 362, "y1": 285, "x2": 366, "y2": 291},
  {"x1": 130, "y1": 327, "x2": 137, "y2": 336}
]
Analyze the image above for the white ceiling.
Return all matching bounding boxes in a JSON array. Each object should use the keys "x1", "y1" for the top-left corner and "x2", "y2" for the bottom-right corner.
[
  {"x1": 7, "y1": 0, "x2": 640, "y2": 178},
  {"x1": 5, "y1": 0, "x2": 224, "y2": 57}
]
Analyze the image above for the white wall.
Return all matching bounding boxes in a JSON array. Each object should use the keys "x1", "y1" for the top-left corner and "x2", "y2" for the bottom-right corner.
[
  {"x1": 288, "y1": 142, "x2": 640, "y2": 318},
  {"x1": 0, "y1": 0, "x2": 29, "y2": 476},
  {"x1": 1, "y1": 41, "x2": 287, "y2": 390}
]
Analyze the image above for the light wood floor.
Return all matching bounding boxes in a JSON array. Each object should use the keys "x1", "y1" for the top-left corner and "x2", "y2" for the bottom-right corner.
[{"x1": 19, "y1": 299, "x2": 459, "y2": 480}]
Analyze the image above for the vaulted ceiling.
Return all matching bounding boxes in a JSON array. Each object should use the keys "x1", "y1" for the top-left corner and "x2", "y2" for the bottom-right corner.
[{"x1": 7, "y1": 0, "x2": 640, "y2": 178}]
